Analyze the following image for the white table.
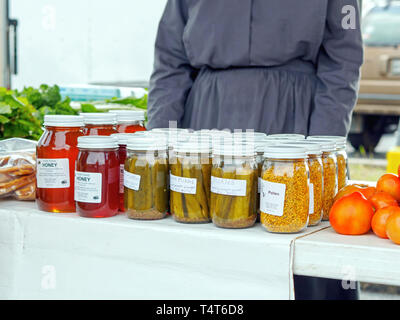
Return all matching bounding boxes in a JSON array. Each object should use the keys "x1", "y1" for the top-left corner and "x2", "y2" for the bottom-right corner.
[
  {"x1": 294, "y1": 227, "x2": 400, "y2": 287},
  {"x1": 0, "y1": 200, "x2": 399, "y2": 299}
]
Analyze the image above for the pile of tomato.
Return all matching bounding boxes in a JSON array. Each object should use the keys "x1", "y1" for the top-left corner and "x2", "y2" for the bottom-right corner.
[{"x1": 329, "y1": 167, "x2": 400, "y2": 245}]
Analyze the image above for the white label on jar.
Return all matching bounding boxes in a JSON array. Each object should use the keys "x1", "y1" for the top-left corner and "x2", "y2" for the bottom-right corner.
[
  {"x1": 309, "y1": 183, "x2": 314, "y2": 214},
  {"x1": 37, "y1": 158, "x2": 70, "y2": 189},
  {"x1": 119, "y1": 165, "x2": 124, "y2": 193},
  {"x1": 74, "y1": 171, "x2": 102, "y2": 203},
  {"x1": 124, "y1": 170, "x2": 141, "y2": 191},
  {"x1": 170, "y1": 174, "x2": 197, "y2": 194},
  {"x1": 211, "y1": 176, "x2": 247, "y2": 196},
  {"x1": 260, "y1": 180, "x2": 286, "y2": 217}
]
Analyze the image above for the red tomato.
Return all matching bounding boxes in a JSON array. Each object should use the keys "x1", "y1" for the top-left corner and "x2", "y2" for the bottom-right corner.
[
  {"x1": 386, "y1": 212, "x2": 400, "y2": 245},
  {"x1": 369, "y1": 192, "x2": 399, "y2": 211},
  {"x1": 376, "y1": 174, "x2": 400, "y2": 202},
  {"x1": 329, "y1": 192, "x2": 374, "y2": 235},
  {"x1": 334, "y1": 184, "x2": 376, "y2": 203},
  {"x1": 372, "y1": 206, "x2": 400, "y2": 239},
  {"x1": 360, "y1": 187, "x2": 377, "y2": 200}
]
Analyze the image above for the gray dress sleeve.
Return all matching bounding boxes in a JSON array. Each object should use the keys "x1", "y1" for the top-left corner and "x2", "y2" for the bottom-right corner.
[
  {"x1": 309, "y1": 0, "x2": 364, "y2": 136},
  {"x1": 147, "y1": 0, "x2": 197, "y2": 129}
]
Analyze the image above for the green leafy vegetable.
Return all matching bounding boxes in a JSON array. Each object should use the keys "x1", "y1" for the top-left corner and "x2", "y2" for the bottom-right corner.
[
  {"x1": 0, "y1": 85, "x2": 149, "y2": 141},
  {"x1": 0, "y1": 89, "x2": 43, "y2": 140},
  {"x1": 80, "y1": 103, "x2": 103, "y2": 113},
  {"x1": 106, "y1": 91, "x2": 148, "y2": 110}
]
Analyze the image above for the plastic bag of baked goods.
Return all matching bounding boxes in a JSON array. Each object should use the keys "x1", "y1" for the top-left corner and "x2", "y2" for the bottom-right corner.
[{"x1": 0, "y1": 138, "x2": 37, "y2": 201}]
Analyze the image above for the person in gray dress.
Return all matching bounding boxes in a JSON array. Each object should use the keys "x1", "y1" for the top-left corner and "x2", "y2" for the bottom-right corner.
[
  {"x1": 148, "y1": 0, "x2": 363, "y2": 136},
  {"x1": 147, "y1": 0, "x2": 363, "y2": 299}
]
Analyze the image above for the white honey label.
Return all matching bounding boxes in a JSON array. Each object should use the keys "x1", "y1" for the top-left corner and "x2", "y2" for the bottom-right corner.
[
  {"x1": 260, "y1": 180, "x2": 286, "y2": 217},
  {"x1": 211, "y1": 176, "x2": 247, "y2": 197},
  {"x1": 74, "y1": 171, "x2": 102, "y2": 203},
  {"x1": 37, "y1": 158, "x2": 70, "y2": 188},
  {"x1": 170, "y1": 174, "x2": 197, "y2": 194},
  {"x1": 309, "y1": 183, "x2": 314, "y2": 214},
  {"x1": 124, "y1": 170, "x2": 141, "y2": 191}
]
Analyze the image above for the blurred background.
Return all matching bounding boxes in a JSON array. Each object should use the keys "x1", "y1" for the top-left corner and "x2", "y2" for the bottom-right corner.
[
  {"x1": 1, "y1": 0, "x2": 400, "y2": 299},
  {"x1": 0, "y1": 0, "x2": 165, "y2": 88}
]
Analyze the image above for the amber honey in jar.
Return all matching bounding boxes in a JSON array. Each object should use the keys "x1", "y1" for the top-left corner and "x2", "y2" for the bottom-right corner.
[
  {"x1": 82, "y1": 113, "x2": 118, "y2": 136},
  {"x1": 124, "y1": 135, "x2": 169, "y2": 220},
  {"x1": 109, "y1": 110, "x2": 146, "y2": 133},
  {"x1": 280, "y1": 141, "x2": 324, "y2": 226},
  {"x1": 36, "y1": 115, "x2": 84, "y2": 213},
  {"x1": 210, "y1": 142, "x2": 258, "y2": 229},
  {"x1": 260, "y1": 145, "x2": 310, "y2": 233}
]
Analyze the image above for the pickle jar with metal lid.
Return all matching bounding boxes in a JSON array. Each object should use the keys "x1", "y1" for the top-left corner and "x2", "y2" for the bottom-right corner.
[
  {"x1": 280, "y1": 141, "x2": 324, "y2": 226},
  {"x1": 169, "y1": 138, "x2": 212, "y2": 223},
  {"x1": 210, "y1": 142, "x2": 258, "y2": 229},
  {"x1": 308, "y1": 136, "x2": 348, "y2": 191},
  {"x1": 260, "y1": 145, "x2": 310, "y2": 233},
  {"x1": 124, "y1": 135, "x2": 169, "y2": 220},
  {"x1": 307, "y1": 139, "x2": 338, "y2": 221}
]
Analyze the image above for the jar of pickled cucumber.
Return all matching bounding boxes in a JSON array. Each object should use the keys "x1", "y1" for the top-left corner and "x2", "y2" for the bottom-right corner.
[
  {"x1": 260, "y1": 146, "x2": 310, "y2": 233},
  {"x1": 308, "y1": 136, "x2": 348, "y2": 191},
  {"x1": 210, "y1": 143, "x2": 258, "y2": 229},
  {"x1": 308, "y1": 139, "x2": 338, "y2": 221},
  {"x1": 280, "y1": 141, "x2": 324, "y2": 226},
  {"x1": 233, "y1": 132, "x2": 268, "y2": 216},
  {"x1": 169, "y1": 140, "x2": 212, "y2": 223},
  {"x1": 124, "y1": 135, "x2": 169, "y2": 220}
]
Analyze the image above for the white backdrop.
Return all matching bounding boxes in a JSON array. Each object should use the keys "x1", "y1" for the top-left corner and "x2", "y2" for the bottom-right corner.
[{"x1": 10, "y1": 0, "x2": 167, "y2": 89}]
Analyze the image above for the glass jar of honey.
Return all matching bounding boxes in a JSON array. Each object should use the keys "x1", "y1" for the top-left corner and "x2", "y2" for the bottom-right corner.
[
  {"x1": 109, "y1": 110, "x2": 146, "y2": 133},
  {"x1": 36, "y1": 115, "x2": 84, "y2": 213},
  {"x1": 75, "y1": 136, "x2": 120, "y2": 218},
  {"x1": 82, "y1": 113, "x2": 118, "y2": 136}
]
